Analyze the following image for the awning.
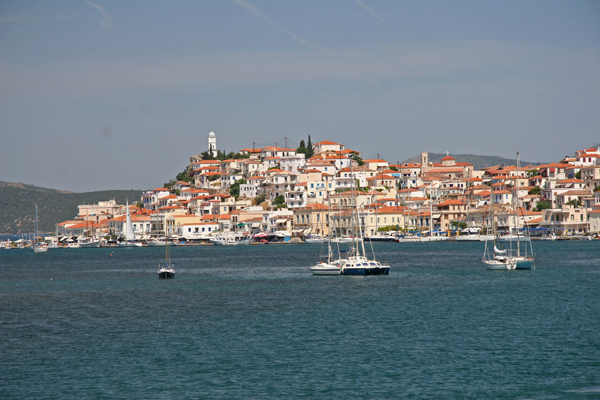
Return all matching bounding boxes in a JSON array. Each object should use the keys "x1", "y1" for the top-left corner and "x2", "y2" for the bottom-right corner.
[
  {"x1": 236, "y1": 223, "x2": 245, "y2": 227},
  {"x1": 275, "y1": 219, "x2": 288, "y2": 223}
]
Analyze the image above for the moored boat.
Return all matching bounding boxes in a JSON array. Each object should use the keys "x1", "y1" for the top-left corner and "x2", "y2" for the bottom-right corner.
[{"x1": 158, "y1": 230, "x2": 175, "y2": 279}]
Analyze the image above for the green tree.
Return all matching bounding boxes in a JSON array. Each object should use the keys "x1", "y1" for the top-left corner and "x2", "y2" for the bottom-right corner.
[
  {"x1": 296, "y1": 140, "x2": 308, "y2": 157},
  {"x1": 350, "y1": 152, "x2": 364, "y2": 166},
  {"x1": 566, "y1": 198, "x2": 581, "y2": 207},
  {"x1": 307, "y1": 135, "x2": 314, "y2": 158},
  {"x1": 229, "y1": 179, "x2": 246, "y2": 199},
  {"x1": 594, "y1": 186, "x2": 600, "y2": 192},
  {"x1": 528, "y1": 186, "x2": 541, "y2": 195},
  {"x1": 273, "y1": 195, "x2": 286, "y2": 207},
  {"x1": 176, "y1": 166, "x2": 194, "y2": 183},
  {"x1": 389, "y1": 165, "x2": 398, "y2": 171},
  {"x1": 535, "y1": 200, "x2": 551, "y2": 211},
  {"x1": 575, "y1": 170, "x2": 581, "y2": 179},
  {"x1": 201, "y1": 150, "x2": 215, "y2": 160},
  {"x1": 254, "y1": 193, "x2": 266, "y2": 205}
]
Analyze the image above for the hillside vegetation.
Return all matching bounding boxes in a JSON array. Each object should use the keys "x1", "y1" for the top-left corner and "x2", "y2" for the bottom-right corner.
[
  {"x1": 402, "y1": 153, "x2": 542, "y2": 170},
  {"x1": 0, "y1": 182, "x2": 142, "y2": 234}
]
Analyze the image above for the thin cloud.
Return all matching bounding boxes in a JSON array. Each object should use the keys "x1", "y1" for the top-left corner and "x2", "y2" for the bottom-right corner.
[
  {"x1": 226, "y1": 0, "x2": 310, "y2": 45},
  {"x1": 355, "y1": 0, "x2": 385, "y2": 23},
  {"x1": 84, "y1": 0, "x2": 115, "y2": 33}
]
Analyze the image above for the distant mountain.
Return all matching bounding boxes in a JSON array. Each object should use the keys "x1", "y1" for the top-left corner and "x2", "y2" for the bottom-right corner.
[
  {"x1": 0, "y1": 182, "x2": 143, "y2": 234},
  {"x1": 401, "y1": 153, "x2": 543, "y2": 170}
]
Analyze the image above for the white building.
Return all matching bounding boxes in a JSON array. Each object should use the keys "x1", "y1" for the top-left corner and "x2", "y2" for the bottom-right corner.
[
  {"x1": 208, "y1": 131, "x2": 217, "y2": 157},
  {"x1": 280, "y1": 153, "x2": 306, "y2": 173}
]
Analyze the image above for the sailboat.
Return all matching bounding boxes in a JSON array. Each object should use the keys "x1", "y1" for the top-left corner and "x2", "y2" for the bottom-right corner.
[
  {"x1": 158, "y1": 233, "x2": 175, "y2": 279},
  {"x1": 33, "y1": 204, "x2": 48, "y2": 253},
  {"x1": 310, "y1": 198, "x2": 341, "y2": 275},
  {"x1": 119, "y1": 199, "x2": 142, "y2": 247},
  {"x1": 338, "y1": 168, "x2": 390, "y2": 275},
  {"x1": 78, "y1": 218, "x2": 101, "y2": 247},
  {"x1": 482, "y1": 152, "x2": 534, "y2": 270}
]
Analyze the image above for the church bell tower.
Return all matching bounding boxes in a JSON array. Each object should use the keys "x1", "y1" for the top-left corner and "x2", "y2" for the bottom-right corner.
[{"x1": 208, "y1": 131, "x2": 217, "y2": 157}]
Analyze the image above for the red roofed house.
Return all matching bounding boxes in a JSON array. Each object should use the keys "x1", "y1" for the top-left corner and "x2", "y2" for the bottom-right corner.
[{"x1": 312, "y1": 140, "x2": 345, "y2": 154}]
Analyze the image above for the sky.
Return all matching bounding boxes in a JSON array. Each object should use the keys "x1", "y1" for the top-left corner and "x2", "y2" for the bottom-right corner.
[{"x1": 1, "y1": 0, "x2": 599, "y2": 192}]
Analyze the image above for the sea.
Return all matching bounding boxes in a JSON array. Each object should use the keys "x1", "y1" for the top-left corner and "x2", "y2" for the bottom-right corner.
[{"x1": 1, "y1": 241, "x2": 599, "y2": 399}]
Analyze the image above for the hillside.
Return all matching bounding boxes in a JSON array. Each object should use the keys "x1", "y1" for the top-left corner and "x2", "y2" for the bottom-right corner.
[
  {"x1": 0, "y1": 182, "x2": 143, "y2": 234},
  {"x1": 401, "y1": 153, "x2": 543, "y2": 170}
]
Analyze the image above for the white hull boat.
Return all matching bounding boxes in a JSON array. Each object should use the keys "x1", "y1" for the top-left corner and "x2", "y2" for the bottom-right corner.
[{"x1": 310, "y1": 262, "x2": 341, "y2": 275}]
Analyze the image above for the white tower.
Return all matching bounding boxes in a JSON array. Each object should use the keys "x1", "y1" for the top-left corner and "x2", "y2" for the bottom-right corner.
[{"x1": 208, "y1": 131, "x2": 217, "y2": 157}]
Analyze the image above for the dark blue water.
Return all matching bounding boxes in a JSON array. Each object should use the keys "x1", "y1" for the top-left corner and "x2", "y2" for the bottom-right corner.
[{"x1": 1, "y1": 242, "x2": 599, "y2": 399}]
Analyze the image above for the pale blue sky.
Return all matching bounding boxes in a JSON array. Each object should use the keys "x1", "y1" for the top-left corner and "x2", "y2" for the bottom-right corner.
[{"x1": 1, "y1": 1, "x2": 599, "y2": 191}]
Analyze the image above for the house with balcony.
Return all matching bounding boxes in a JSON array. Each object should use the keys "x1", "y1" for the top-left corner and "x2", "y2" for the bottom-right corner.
[
  {"x1": 279, "y1": 153, "x2": 306, "y2": 173},
  {"x1": 335, "y1": 166, "x2": 374, "y2": 189},
  {"x1": 541, "y1": 178, "x2": 586, "y2": 207},
  {"x1": 367, "y1": 173, "x2": 399, "y2": 190},
  {"x1": 293, "y1": 203, "x2": 330, "y2": 236},
  {"x1": 241, "y1": 160, "x2": 263, "y2": 177},
  {"x1": 285, "y1": 183, "x2": 307, "y2": 209},
  {"x1": 540, "y1": 205, "x2": 589, "y2": 236}
]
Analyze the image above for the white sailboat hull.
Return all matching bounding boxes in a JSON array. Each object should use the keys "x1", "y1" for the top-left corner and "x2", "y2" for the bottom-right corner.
[
  {"x1": 455, "y1": 235, "x2": 481, "y2": 241},
  {"x1": 310, "y1": 262, "x2": 341, "y2": 275},
  {"x1": 497, "y1": 235, "x2": 531, "y2": 242}
]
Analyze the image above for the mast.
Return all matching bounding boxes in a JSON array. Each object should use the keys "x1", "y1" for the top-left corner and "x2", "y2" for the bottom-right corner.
[
  {"x1": 429, "y1": 183, "x2": 433, "y2": 236},
  {"x1": 165, "y1": 228, "x2": 169, "y2": 265},
  {"x1": 515, "y1": 152, "x2": 521, "y2": 257},
  {"x1": 34, "y1": 204, "x2": 38, "y2": 250},
  {"x1": 491, "y1": 186, "x2": 495, "y2": 241},
  {"x1": 125, "y1": 199, "x2": 135, "y2": 241}
]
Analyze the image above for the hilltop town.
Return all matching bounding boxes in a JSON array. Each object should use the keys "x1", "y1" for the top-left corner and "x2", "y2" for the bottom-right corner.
[{"x1": 56, "y1": 132, "x2": 600, "y2": 241}]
